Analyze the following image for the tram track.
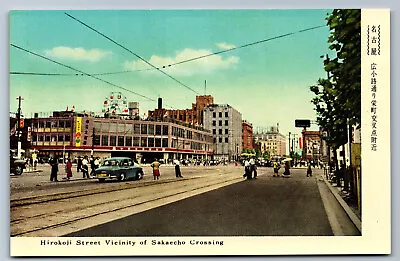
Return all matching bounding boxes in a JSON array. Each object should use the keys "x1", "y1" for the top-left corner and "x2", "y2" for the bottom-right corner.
[
  {"x1": 11, "y1": 174, "x2": 243, "y2": 237},
  {"x1": 10, "y1": 176, "x2": 201, "y2": 208}
]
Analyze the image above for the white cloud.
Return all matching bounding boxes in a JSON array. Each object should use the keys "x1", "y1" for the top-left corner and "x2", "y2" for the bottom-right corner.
[
  {"x1": 216, "y1": 42, "x2": 236, "y2": 50},
  {"x1": 123, "y1": 48, "x2": 239, "y2": 76},
  {"x1": 45, "y1": 46, "x2": 111, "y2": 62}
]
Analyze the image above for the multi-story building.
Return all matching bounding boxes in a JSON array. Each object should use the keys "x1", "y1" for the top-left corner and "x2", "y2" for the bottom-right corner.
[
  {"x1": 203, "y1": 104, "x2": 242, "y2": 161},
  {"x1": 29, "y1": 111, "x2": 213, "y2": 163},
  {"x1": 301, "y1": 130, "x2": 322, "y2": 160},
  {"x1": 254, "y1": 124, "x2": 286, "y2": 157},
  {"x1": 148, "y1": 95, "x2": 214, "y2": 126},
  {"x1": 242, "y1": 120, "x2": 254, "y2": 150}
]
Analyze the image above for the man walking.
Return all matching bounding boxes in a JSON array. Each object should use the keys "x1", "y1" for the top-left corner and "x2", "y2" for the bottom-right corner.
[
  {"x1": 82, "y1": 156, "x2": 89, "y2": 179},
  {"x1": 174, "y1": 159, "x2": 183, "y2": 178},
  {"x1": 249, "y1": 157, "x2": 257, "y2": 179},
  {"x1": 49, "y1": 157, "x2": 59, "y2": 182}
]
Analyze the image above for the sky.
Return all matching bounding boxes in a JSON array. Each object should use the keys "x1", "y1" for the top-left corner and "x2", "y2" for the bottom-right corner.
[{"x1": 9, "y1": 9, "x2": 333, "y2": 145}]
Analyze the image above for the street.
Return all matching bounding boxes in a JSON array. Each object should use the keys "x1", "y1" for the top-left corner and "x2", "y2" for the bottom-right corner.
[{"x1": 10, "y1": 165, "x2": 360, "y2": 237}]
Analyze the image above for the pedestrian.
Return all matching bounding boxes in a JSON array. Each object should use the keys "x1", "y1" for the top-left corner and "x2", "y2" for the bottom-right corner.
[
  {"x1": 66, "y1": 158, "x2": 73, "y2": 180},
  {"x1": 307, "y1": 164, "x2": 313, "y2": 177},
  {"x1": 90, "y1": 156, "x2": 96, "y2": 177},
  {"x1": 273, "y1": 160, "x2": 280, "y2": 177},
  {"x1": 82, "y1": 156, "x2": 89, "y2": 178},
  {"x1": 249, "y1": 157, "x2": 257, "y2": 179},
  {"x1": 243, "y1": 158, "x2": 252, "y2": 179},
  {"x1": 94, "y1": 157, "x2": 100, "y2": 170},
  {"x1": 151, "y1": 159, "x2": 161, "y2": 180},
  {"x1": 77, "y1": 156, "x2": 82, "y2": 172},
  {"x1": 49, "y1": 157, "x2": 59, "y2": 182},
  {"x1": 283, "y1": 160, "x2": 291, "y2": 177},
  {"x1": 174, "y1": 159, "x2": 183, "y2": 178}
]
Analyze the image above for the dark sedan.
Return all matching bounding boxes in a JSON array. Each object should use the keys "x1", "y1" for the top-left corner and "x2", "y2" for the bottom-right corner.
[{"x1": 95, "y1": 157, "x2": 144, "y2": 182}]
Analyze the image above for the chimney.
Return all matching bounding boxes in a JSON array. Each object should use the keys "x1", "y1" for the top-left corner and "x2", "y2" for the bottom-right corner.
[{"x1": 158, "y1": 97, "x2": 162, "y2": 110}]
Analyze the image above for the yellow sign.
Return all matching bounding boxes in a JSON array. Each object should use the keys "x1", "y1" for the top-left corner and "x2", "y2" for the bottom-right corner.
[{"x1": 75, "y1": 117, "x2": 82, "y2": 147}]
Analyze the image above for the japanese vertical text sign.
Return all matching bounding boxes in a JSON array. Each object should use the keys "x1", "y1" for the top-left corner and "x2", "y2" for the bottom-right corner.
[
  {"x1": 75, "y1": 117, "x2": 82, "y2": 147},
  {"x1": 361, "y1": 9, "x2": 390, "y2": 254}
]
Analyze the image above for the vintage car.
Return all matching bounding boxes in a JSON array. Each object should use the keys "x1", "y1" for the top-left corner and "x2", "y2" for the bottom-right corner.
[
  {"x1": 95, "y1": 157, "x2": 144, "y2": 182},
  {"x1": 10, "y1": 157, "x2": 27, "y2": 175}
]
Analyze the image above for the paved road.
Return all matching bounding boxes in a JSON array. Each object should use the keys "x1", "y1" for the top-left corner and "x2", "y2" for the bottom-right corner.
[{"x1": 67, "y1": 168, "x2": 351, "y2": 237}]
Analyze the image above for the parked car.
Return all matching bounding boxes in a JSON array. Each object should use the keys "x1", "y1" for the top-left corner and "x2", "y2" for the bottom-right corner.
[
  {"x1": 10, "y1": 156, "x2": 27, "y2": 175},
  {"x1": 95, "y1": 157, "x2": 144, "y2": 182}
]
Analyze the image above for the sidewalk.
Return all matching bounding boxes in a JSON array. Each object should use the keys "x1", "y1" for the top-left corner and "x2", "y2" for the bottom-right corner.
[{"x1": 321, "y1": 173, "x2": 361, "y2": 232}]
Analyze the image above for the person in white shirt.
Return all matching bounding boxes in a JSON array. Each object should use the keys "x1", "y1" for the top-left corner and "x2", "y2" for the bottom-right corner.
[
  {"x1": 174, "y1": 159, "x2": 183, "y2": 178},
  {"x1": 243, "y1": 159, "x2": 251, "y2": 180},
  {"x1": 82, "y1": 157, "x2": 89, "y2": 178}
]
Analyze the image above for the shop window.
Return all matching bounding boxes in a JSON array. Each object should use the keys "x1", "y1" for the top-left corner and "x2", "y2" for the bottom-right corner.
[
  {"x1": 134, "y1": 124, "x2": 140, "y2": 134},
  {"x1": 110, "y1": 136, "x2": 116, "y2": 146},
  {"x1": 102, "y1": 135, "x2": 109, "y2": 146},
  {"x1": 133, "y1": 137, "x2": 139, "y2": 147},
  {"x1": 148, "y1": 124, "x2": 154, "y2": 135},
  {"x1": 141, "y1": 124, "x2": 148, "y2": 134},
  {"x1": 148, "y1": 137, "x2": 154, "y2": 147},
  {"x1": 94, "y1": 135, "x2": 101, "y2": 146},
  {"x1": 162, "y1": 138, "x2": 168, "y2": 147},
  {"x1": 156, "y1": 125, "x2": 162, "y2": 135},
  {"x1": 155, "y1": 138, "x2": 161, "y2": 147},
  {"x1": 118, "y1": 136, "x2": 124, "y2": 146},
  {"x1": 162, "y1": 125, "x2": 169, "y2": 135},
  {"x1": 140, "y1": 137, "x2": 147, "y2": 147},
  {"x1": 125, "y1": 136, "x2": 132, "y2": 147}
]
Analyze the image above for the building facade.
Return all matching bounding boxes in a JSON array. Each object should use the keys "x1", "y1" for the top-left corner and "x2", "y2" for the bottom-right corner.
[
  {"x1": 29, "y1": 111, "x2": 213, "y2": 163},
  {"x1": 148, "y1": 95, "x2": 214, "y2": 126},
  {"x1": 203, "y1": 104, "x2": 242, "y2": 161},
  {"x1": 253, "y1": 125, "x2": 286, "y2": 157},
  {"x1": 242, "y1": 120, "x2": 254, "y2": 150}
]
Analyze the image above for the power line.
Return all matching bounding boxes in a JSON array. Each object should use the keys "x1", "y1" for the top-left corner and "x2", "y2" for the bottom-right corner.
[
  {"x1": 10, "y1": 43, "x2": 157, "y2": 102},
  {"x1": 10, "y1": 69, "x2": 152, "y2": 76},
  {"x1": 65, "y1": 12, "x2": 200, "y2": 95},
  {"x1": 10, "y1": 24, "x2": 326, "y2": 77},
  {"x1": 172, "y1": 25, "x2": 326, "y2": 67}
]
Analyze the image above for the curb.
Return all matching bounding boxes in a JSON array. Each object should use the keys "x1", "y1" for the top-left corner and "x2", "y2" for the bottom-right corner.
[{"x1": 322, "y1": 176, "x2": 361, "y2": 232}]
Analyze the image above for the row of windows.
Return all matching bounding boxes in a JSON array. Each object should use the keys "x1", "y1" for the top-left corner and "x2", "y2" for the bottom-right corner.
[
  {"x1": 212, "y1": 111, "x2": 229, "y2": 118},
  {"x1": 94, "y1": 135, "x2": 209, "y2": 151},
  {"x1": 212, "y1": 120, "x2": 229, "y2": 127},
  {"x1": 94, "y1": 135, "x2": 169, "y2": 148},
  {"x1": 32, "y1": 135, "x2": 71, "y2": 142},
  {"x1": 94, "y1": 122, "x2": 169, "y2": 135},
  {"x1": 33, "y1": 120, "x2": 72, "y2": 129},
  {"x1": 212, "y1": 129, "x2": 230, "y2": 135},
  {"x1": 214, "y1": 137, "x2": 229, "y2": 143}
]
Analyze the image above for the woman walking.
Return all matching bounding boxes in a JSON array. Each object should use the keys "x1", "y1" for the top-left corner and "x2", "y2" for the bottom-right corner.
[{"x1": 66, "y1": 158, "x2": 73, "y2": 180}]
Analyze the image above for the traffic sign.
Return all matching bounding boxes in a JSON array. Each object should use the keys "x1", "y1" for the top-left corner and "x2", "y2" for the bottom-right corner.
[{"x1": 295, "y1": 119, "x2": 310, "y2": 128}]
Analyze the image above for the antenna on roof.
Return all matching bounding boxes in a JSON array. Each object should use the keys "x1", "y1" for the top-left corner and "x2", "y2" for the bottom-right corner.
[{"x1": 204, "y1": 80, "x2": 207, "y2": 95}]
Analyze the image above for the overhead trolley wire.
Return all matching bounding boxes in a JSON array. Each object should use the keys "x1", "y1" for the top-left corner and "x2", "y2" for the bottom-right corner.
[
  {"x1": 10, "y1": 24, "x2": 326, "y2": 77},
  {"x1": 10, "y1": 43, "x2": 156, "y2": 102},
  {"x1": 64, "y1": 12, "x2": 200, "y2": 95}
]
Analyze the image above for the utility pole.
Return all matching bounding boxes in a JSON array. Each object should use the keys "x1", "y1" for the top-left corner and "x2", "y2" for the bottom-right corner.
[
  {"x1": 16, "y1": 96, "x2": 24, "y2": 159},
  {"x1": 288, "y1": 132, "x2": 291, "y2": 156}
]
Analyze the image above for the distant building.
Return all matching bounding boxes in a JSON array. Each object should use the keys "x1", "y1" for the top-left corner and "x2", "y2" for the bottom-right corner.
[
  {"x1": 203, "y1": 104, "x2": 242, "y2": 161},
  {"x1": 254, "y1": 124, "x2": 286, "y2": 157},
  {"x1": 148, "y1": 95, "x2": 214, "y2": 126},
  {"x1": 242, "y1": 120, "x2": 254, "y2": 150}
]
